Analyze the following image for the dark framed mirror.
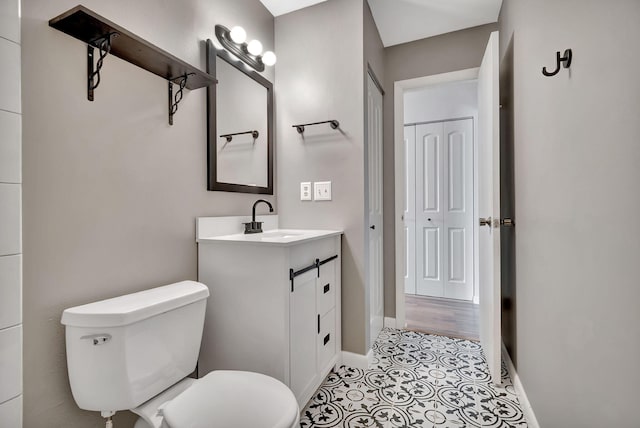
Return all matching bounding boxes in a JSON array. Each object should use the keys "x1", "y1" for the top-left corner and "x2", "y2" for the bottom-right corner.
[{"x1": 206, "y1": 39, "x2": 273, "y2": 194}]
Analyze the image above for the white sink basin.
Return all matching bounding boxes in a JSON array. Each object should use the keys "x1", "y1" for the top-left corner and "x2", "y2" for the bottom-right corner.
[
  {"x1": 198, "y1": 229, "x2": 342, "y2": 245},
  {"x1": 259, "y1": 231, "x2": 305, "y2": 240}
]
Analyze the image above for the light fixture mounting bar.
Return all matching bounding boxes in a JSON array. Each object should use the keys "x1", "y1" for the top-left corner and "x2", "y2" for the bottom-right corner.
[{"x1": 215, "y1": 25, "x2": 265, "y2": 72}]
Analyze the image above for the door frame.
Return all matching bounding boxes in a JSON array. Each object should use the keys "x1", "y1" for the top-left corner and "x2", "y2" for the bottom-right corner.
[{"x1": 394, "y1": 68, "x2": 480, "y2": 328}]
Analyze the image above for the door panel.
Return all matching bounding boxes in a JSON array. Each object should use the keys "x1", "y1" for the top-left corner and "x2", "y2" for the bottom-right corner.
[
  {"x1": 448, "y1": 228, "x2": 466, "y2": 282},
  {"x1": 290, "y1": 270, "x2": 319, "y2": 403},
  {"x1": 423, "y1": 227, "x2": 439, "y2": 279},
  {"x1": 415, "y1": 122, "x2": 444, "y2": 297},
  {"x1": 442, "y1": 119, "x2": 474, "y2": 300},
  {"x1": 447, "y1": 131, "x2": 466, "y2": 212},
  {"x1": 404, "y1": 126, "x2": 416, "y2": 294},
  {"x1": 478, "y1": 31, "x2": 501, "y2": 384},
  {"x1": 423, "y1": 133, "x2": 440, "y2": 212},
  {"x1": 367, "y1": 74, "x2": 384, "y2": 347}
]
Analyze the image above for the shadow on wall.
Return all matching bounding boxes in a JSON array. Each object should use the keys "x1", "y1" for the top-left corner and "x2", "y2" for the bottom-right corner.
[{"x1": 499, "y1": 34, "x2": 517, "y2": 365}]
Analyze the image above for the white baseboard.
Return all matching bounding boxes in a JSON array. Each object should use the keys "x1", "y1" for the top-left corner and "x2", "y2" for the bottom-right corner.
[
  {"x1": 383, "y1": 317, "x2": 396, "y2": 328},
  {"x1": 501, "y1": 343, "x2": 540, "y2": 428},
  {"x1": 341, "y1": 348, "x2": 374, "y2": 370}
]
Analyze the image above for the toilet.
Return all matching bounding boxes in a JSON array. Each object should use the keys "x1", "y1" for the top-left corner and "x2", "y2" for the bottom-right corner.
[{"x1": 61, "y1": 281, "x2": 300, "y2": 428}]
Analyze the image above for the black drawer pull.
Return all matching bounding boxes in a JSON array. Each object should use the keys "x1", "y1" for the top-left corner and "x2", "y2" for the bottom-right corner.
[
  {"x1": 324, "y1": 333, "x2": 330, "y2": 345},
  {"x1": 317, "y1": 314, "x2": 320, "y2": 334},
  {"x1": 324, "y1": 284, "x2": 330, "y2": 293}
]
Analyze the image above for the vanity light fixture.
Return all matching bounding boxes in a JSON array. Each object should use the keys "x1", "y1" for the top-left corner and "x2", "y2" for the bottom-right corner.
[{"x1": 215, "y1": 24, "x2": 276, "y2": 72}]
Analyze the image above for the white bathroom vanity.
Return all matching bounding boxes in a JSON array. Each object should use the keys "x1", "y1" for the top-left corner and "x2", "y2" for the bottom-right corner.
[{"x1": 196, "y1": 216, "x2": 342, "y2": 407}]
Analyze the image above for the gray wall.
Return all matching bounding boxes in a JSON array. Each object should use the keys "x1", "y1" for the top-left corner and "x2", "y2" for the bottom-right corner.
[
  {"x1": 364, "y1": 0, "x2": 384, "y2": 86},
  {"x1": 382, "y1": 24, "x2": 496, "y2": 316},
  {"x1": 499, "y1": 1, "x2": 640, "y2": 426},
  {"x1": 22, "y1": 0, "x2": 274, "y2": 426},
  {"x1": 275, "y1": 0, "x2": 367, "y2": 355}
]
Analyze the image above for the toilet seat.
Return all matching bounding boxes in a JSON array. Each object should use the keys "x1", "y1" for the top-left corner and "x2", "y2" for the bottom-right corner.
[{"x1": 161, "y1": 371, "x2": 300, "y2": 428}]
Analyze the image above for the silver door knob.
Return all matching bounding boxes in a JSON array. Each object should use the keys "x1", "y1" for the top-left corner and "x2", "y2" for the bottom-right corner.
[{"x1": 479, "y1": 217, "x2": 492, "y2": 227}]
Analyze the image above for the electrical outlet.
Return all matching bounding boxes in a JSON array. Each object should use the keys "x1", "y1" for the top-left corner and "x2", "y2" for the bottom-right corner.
[
  {"x1": 300, "y1": 182, "x2": 312, "y2": 201},
  {"x1": 314, "y1": 181, "x2": 332, "y2": 201}
]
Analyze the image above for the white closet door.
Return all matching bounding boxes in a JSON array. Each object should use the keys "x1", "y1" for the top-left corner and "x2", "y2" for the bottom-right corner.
[
  {"x1": 413, "y1": 119, "x2": 474, "y2": 300},
  {"x1": 415, "y1": 122, "x2": 444, "y2": 297},
  {"x1": 367, "y1": 74, "x2": 384, "y2": 347},
  {"x1": 404, "y1": 125, "x2": 416, "y2": 294},
  {"x1": 442, "y1": 119, "x2": 474, "y2": 300}
]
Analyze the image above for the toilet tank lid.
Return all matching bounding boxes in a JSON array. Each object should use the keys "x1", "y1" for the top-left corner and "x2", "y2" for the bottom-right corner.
[{"x1": 61, "y1": 281, "x2": 209, "y2": 328}]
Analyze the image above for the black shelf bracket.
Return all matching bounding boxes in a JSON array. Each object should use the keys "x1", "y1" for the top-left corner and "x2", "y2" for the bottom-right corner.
[
  {"x1": 87, "y1": 32, "x2": 117, "y2": 101},
  {"x1": 168, "y1": 73, "x2": 192, "y2": 126}
]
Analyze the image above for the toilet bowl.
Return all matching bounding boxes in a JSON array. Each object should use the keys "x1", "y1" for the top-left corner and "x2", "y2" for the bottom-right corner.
[{"x1": 61, "y1": 281, "x2": 299, "y2": 428}]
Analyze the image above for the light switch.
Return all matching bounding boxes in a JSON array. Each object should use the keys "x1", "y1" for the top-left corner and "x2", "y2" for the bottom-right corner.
[
  {"x1": 300, "y1": 182, "x2": 312, "y2": 201},
  {"x1": 314, "y1": 181, "x2": 332, "y2": 201}
]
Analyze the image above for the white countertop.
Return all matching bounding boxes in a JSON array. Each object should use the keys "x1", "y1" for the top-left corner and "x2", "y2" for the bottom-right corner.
[{"x1": 197, "y1": 229, "x2": 343, "y2": 246}]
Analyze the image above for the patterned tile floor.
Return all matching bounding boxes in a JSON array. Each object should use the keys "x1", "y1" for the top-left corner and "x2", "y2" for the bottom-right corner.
[{"x1": 300, "y1": 328, "x2": 527, "y2": 428}]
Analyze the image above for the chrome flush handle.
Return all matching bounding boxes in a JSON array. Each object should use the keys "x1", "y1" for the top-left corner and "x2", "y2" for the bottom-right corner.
[{"x1": 81, "y1": 333, "x2": 112, "y2": 346}]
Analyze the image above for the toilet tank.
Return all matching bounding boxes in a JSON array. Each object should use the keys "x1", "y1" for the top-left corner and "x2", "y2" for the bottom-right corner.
[{"x1": 61, "y1": 281, "x2": 209, "y2": 412}]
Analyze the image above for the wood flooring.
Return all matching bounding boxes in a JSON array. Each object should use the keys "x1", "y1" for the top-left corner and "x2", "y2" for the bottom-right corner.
[{"x1": 404, "y1": 294, "x2": 480, "y2": 341}]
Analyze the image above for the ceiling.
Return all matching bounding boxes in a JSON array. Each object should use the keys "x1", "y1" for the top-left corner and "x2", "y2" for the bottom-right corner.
[
  {"x1": 260, "y1": 0, "x2": 502, "y2": 47},
  {"x1": 259, "y1": 0, "x2": 328, "y2": 17}
]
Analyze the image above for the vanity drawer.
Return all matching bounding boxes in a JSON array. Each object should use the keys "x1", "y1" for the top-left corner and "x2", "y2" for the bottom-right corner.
[
  {"x1": 317, "y1": 260, "x2": 336, "y2": 316},
  {"x1": 318, "y1": 308, "x2": 336, "y2": 371}
]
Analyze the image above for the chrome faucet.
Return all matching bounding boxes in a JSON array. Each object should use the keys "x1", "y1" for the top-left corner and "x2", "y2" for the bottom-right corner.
[{"x1": 244, "y1": 199, "x2": 274, "y2": 234}]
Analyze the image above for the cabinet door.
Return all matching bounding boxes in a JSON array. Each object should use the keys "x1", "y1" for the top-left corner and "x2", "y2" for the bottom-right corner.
[
  {"x1": 317, "y1": 259, "x2": 336, "y2": 317},
  {"x1": 318, "y1": 308, "x2": 336, "y2": 372},
  {"x1": 289, "y1": 270, "x2": 318, "y2": 404}
]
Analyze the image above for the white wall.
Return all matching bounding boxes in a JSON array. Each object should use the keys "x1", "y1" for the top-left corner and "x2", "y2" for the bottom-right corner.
[
  {"x1": 0, "y1": 0, "x2": 23, "y2": 426},
  {"x1": 403, "y1": 80, "x2": 477, "y2": 124},
  {"x1": 499, "y1": 0, "x2": 640, "y2": 425}
]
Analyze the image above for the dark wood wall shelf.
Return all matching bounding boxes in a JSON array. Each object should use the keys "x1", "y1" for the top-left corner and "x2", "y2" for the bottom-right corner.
[{"x1": 49, "y1": 5, "x2": 217, "y2": 125}]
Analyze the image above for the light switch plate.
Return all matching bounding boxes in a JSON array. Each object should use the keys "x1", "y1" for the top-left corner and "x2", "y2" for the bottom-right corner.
[
  {"x1": 314, "y1": 181, "x2": 332, "y2": 201},
  {"x1": 300, "y1": 182, "x2": 312, "y2": 201}
]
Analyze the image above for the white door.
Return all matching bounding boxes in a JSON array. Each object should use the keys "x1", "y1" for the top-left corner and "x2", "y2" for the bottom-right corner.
[
  {"x1": 367, "y1": 73, "x2": 384, "y2": 346},
  {"x1": 478, "y1": 31, "x2": 501, "y2": 384},
  {"x1": 403, "y1": 126, "x2": 416, "y2": 294},
  {"x1": 413, "y1": 119, "x2": 474, "y2": 300}
]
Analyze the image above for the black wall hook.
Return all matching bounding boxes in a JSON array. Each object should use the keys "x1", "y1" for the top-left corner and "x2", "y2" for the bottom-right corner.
[{"x1": 542, "y1": 49, "x2": 572, "y2": 77}]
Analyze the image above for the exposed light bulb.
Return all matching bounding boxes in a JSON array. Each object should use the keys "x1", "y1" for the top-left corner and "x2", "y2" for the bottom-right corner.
[
  {"x1": 262, "y1": 51, "x2": 277, "y2": 66},
  {"x1": 229, "y1": 26, "x2": 246, "y2": 44},
  {"x1": 247, "y1": 39, "x2": 263, "y2": 56}
]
